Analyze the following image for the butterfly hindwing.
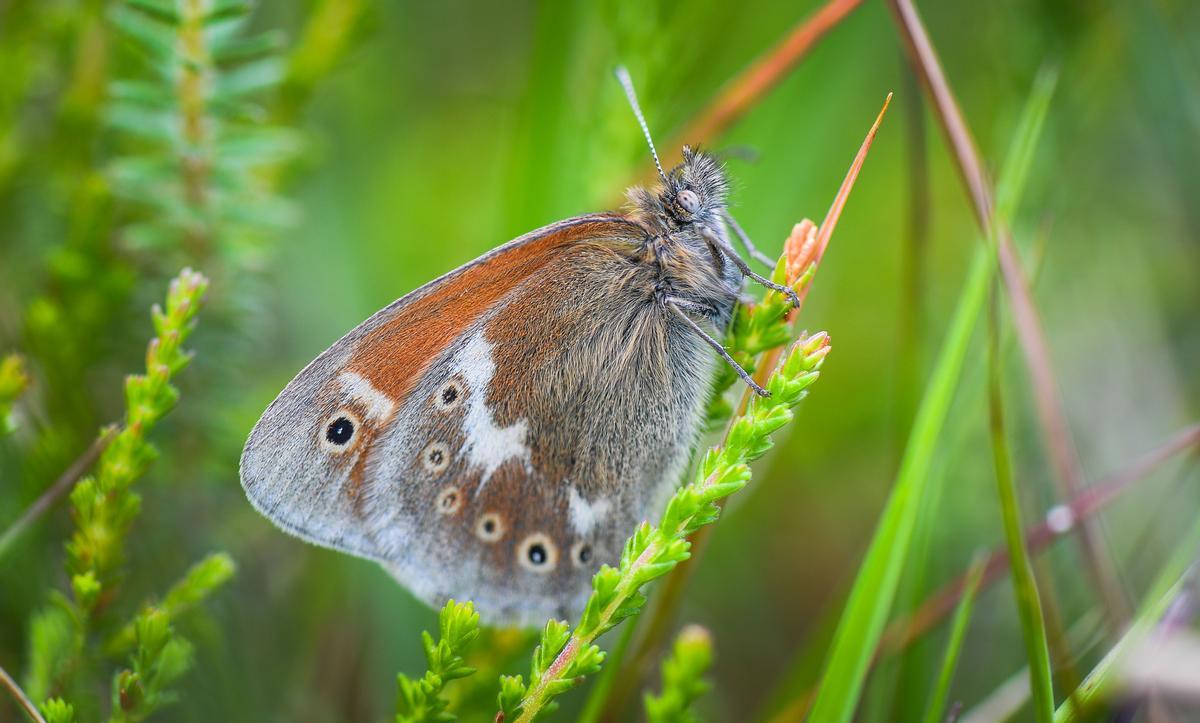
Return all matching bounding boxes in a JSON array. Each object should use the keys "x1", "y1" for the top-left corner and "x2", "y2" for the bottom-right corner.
[{"x1": 241, "y1": 214, "x2": 722, "y2": 625}]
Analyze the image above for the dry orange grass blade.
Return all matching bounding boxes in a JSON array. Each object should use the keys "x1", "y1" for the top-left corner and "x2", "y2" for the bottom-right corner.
[
  {"x1": 665, "y1": 0, "x2": 866, "y2": 162},
  {"x1": 886, "y1": 0, "x2": 1132, "y2": 631}
]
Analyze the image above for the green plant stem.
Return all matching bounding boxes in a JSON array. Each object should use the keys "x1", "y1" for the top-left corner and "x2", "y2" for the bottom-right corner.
[
  {"x1": 803, "y1": 57, "x2": 1057, "y2": 723},
  {"x1": 1, "y1": 663, "x2": 46, "y2": 723},
  {"x1": 644, "y1": 625, "x2": 713, "y2": 723},
  {"x1": 503, "y1": 335, "x2": 830, "y2": 723},
  {"x1": 888, "y1": 0, "x2": 1130, "y2": 631},
  {"x1": 987, "y1": 294, "x2": 1055, "y2": 723},
  {"x1": 808, "y1": 246, "x2": 991, "y2": 723},
  {"x1": 920, "y1": 555, "x2": 985, "y2": 723},
  {"x1": 515, "y1": 470, "x2": 732, "y2": 721},
  {"x1": 576, "y1": 617, "x2": 636, "y2": 723},
  {"x1": 882, "y1": 425, "x2": 1199, "y2": 659}
]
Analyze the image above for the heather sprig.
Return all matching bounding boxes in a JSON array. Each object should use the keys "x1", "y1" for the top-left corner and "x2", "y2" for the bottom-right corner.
[
  {"x1": 107, "y1": 0, "x2": 298, "y2": 266},
  {"x1": 644, "y1": 625, "x2": 714, "y2": 723},
  {"x1": 64, "y1": 268, "x2": 209, "y2": 606},
  {"x1": 23, "y1": 268, "x2": 232, "y2": 717},
  {"x1": 496, "y1": 330, "x2": 830, "y2": 722},
  {"x1": 395, "y1": 600, "x2": 482, "y2": 723}
]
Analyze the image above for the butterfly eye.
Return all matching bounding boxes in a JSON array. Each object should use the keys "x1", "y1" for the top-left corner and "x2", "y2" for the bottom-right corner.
[
  {"x1": 518, "y1": 534, "x2": 558, "y2": 572},
  {"x1": 421, "y1": 442, "x2": 451, "y2": 475},
  {"x1": 571, "y1": 541, "x2": 594, "y2": 568},
  {"x1": 476, "y1": 512, "x2": 505, "y2": 542},
  {"x1": 320, "y1": 410, "x2": 362, "y2": 453},
  {"x1": 434, "y1": 379, "x2": 463, "y2": 411},
  {"x1": 677, "y1": 188, "x2": 700, "y2": 214},
  {"x1": 435, "y1": 486, "x2": 462, "y2": 515}
]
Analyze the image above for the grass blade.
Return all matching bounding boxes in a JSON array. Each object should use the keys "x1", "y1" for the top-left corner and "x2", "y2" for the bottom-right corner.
[
  {"x1": 987, "y1": 296, "x2": 1055, "y2": 723},
  {"x1": 920, "y1": 555, "x2": 986, "y2": 723},
  {"x1": 806, "y1": 68, "x2": 1058, "y2": 723},
  {"x1": 806, "y1": 245, "x2": 992, "y2": 723}
]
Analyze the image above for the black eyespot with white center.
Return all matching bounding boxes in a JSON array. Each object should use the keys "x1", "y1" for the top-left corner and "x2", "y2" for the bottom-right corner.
[
  {"x1": 319, "y1": 409, "x2": 362, "y2": 454},
  {"x1": 421, "y1": 442, "x2": 450, "y2": 475},
  {"x1": 327, "y1": 417, "x2": 353, "y2": 444},
  {"x1": 434, "y1": 379, "x2": 464, "y2": 411},
  {"x1": 518, "y1": 534, "x2": 557, "y2": 572}
]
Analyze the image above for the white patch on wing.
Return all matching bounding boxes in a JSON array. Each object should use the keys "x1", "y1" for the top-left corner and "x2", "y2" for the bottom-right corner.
[
  {"x1": 567, "y1": 485, "x2": 611, "y2": 536},
  {"x1": 337, "y1": 370, "x2": 396, "y2": 420},
  {"x1": 452, "y1": 333, "x2": 530, "y2": 491}
]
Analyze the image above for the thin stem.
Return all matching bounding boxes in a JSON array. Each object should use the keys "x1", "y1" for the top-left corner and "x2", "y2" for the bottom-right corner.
[
  {"x1": 887, "y1": 0, "x2": 1131, "y2": 631},
  {"x1": 987, "y1": 288, "x2": 1055, "y2": 723},
  {"x1": 513, "y1": 468, "x2": 724, "y2": 723},
  {"x1": 882, "y1": 423, "x2": 1199, "y2": 656},
  {"x1": 896, "y1": 59, "x2": 930, "y2": 461},
  {"x1": 0, "y1": 663, "x2": 46, "y2": 723},
  {"x1": 0, "y1": 429, "x2": 113, "y2": 558}
]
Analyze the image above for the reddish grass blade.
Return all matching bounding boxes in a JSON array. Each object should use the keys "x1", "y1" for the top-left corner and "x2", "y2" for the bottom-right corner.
[{"x1": 666, "y1": 0, "x2": 866, "y2": 160}]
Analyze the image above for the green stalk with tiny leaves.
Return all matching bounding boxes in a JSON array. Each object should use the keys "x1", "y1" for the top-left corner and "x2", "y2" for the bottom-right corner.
[
  {"x1": 396, "y1": 600, "x2": 482, "y2": 723},
  {"x1": 24, "y1": 268, "x2": 234, "y2": 723},
  {"x1": 644, "y1": 624, "x2": 714, "y2": 723},
  {"x1": 496, "y1": 330, "x2": 830, "y2": 722}
]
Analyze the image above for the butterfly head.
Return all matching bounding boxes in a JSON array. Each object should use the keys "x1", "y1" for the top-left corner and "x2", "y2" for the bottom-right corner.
[{"x1": 614, "y1": 67, "x2": 730, "y2": 237}]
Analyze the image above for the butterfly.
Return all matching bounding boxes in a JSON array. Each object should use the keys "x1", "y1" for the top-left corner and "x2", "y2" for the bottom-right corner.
[{"x1": 240, "y1": 68, "x2": 798, "y2": 627}]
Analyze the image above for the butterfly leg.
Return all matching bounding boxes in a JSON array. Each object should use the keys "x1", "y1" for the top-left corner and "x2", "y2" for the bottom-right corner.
[
  {"x1": 699, "y1": 226, "x2": 800, "y2": 308},
  {"x1": 665, "y1": 297, "x2": 770, "y2": 397},
  {"x1": 723, "y1": 212, "x2": 777, "y2": 268}
]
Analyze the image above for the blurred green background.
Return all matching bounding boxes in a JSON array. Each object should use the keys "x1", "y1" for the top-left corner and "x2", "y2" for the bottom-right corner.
[{"x1": 1, "y1": 0, "x2": 1198, "y2": 720}]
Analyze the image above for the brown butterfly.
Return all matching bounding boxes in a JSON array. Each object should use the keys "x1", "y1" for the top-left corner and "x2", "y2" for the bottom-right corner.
[{"x1": 240, "y1": 69, "x2": 797, "y2": 627}]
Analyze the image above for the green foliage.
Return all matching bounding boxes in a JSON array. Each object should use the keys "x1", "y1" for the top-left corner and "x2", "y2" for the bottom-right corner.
[
  {"x1": 987, "y1": 301, "x2": 1055, "y2": 723},
  {"x1": 65, "y1": 269, "x2": 209, "y2": 605},
  {"x1": 107, "y1": 0, "x2": 298, "y2": 266},
  {"x1": 499, "y1": 331, "x2": 830, "y2": 722},
  {"x1": 705, "y1": 251, "x2": 810, "y2": 428},
  {"x1": 920, "y1": 556, "x2": 985, "y2": 723},
  {"x1": 396, "y1": 600, "x2": 481, "y2": 723},
  {"x1": 106, "y1": 552, "x2": 237, "y2": 655},
  {"x1": 808, "y1": 66, "x2": 1059, "y2": 723},
  {"x1": 2, "y1": 3, "x2": 1197, "y2": 722},
  {"x1": 21, "y1": 269, "x2": 235, "y2": 719},
  {"x1": 41, "y1": 697, "x2": 78, "y2": 723},
  {"x1": 1054, "y1": 516, "x2": 1200, "y2": 722},
  {"x1": 110, "y1": 608, "x2": 194, "y2": 723},
  {"x1": 0, "y1": 353, "x2": 29, "y2": 434},
  {"x1": 644, "y1": 624, "x2": 713, "y2": 723}
]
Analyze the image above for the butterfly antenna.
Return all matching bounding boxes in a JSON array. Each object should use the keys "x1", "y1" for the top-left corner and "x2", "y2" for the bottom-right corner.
[{"x1": 615, "y1": 65, "x2": 668, "y2": 185}]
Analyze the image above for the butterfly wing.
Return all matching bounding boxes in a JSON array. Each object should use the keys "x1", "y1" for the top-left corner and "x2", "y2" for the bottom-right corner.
[{"x1": 241, "y1": 214, "x2": 720, "y2": 625}]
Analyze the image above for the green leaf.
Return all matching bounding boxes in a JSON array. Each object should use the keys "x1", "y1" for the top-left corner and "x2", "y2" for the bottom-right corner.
[
  {"x1": 920, "y1": 556, "x2": 986, "y2": 723},
  {"x1": 987, "y1": 299, "x2": 1055, "y2": 723},
  {"x1": 807, "y1": 66, "x2": 1057, "y2": 723}
]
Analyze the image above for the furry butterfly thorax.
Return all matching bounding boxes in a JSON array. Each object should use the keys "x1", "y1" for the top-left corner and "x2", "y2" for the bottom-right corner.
[{"x1": 241, "y1": 100, "x2": 798, "y2": 627}]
